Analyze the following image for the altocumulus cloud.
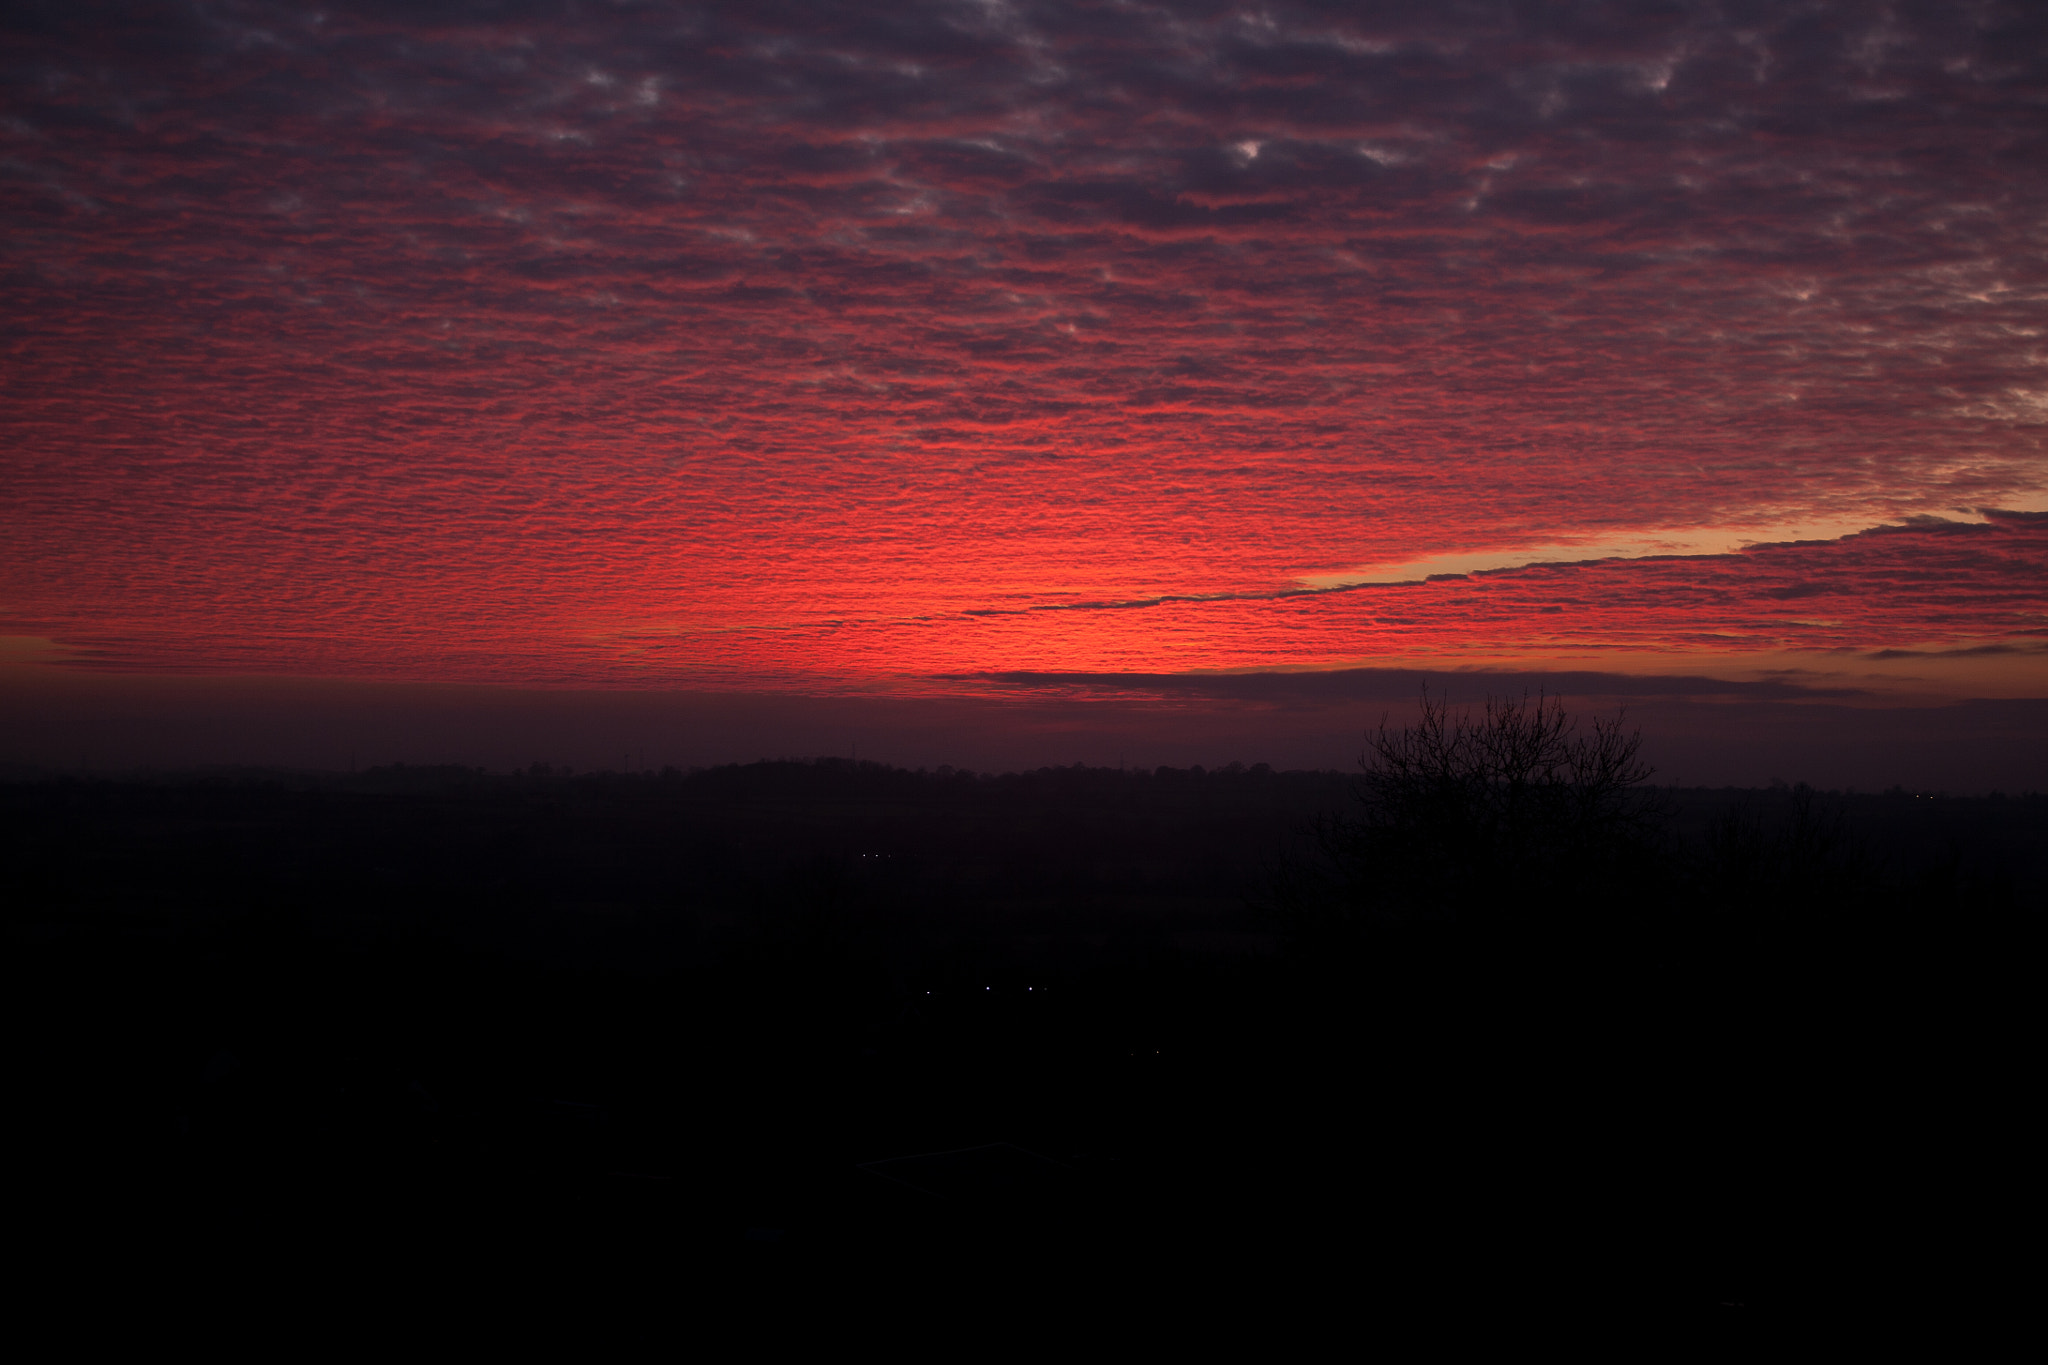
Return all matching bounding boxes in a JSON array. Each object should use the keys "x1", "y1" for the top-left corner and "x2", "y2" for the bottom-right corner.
[{"x1": 2, "y1": 1, "x2": 2044, "y2": 687}]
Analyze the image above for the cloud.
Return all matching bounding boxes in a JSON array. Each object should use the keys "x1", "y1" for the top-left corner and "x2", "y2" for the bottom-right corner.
[
  {"x1": 2, "y1": 2, "x2": 2045, "y2": 691},
  {"x1": 956, "y1": 667, "x2": 1869, "y2": 704}
]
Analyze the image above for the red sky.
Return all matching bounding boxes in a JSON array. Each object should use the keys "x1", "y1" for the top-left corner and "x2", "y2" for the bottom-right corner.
[{"x1": 4, "y1": 2, "x2": 2046, "y2": 782}]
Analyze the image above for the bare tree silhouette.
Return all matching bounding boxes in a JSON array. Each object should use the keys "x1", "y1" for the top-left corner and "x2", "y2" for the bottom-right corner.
[
  {"x1": 1701, "y1": 781, "x2": 1858, "y2": 910},
  {"x1": 1285, "y1": 689, "x2": 1663, "y2": 936}
]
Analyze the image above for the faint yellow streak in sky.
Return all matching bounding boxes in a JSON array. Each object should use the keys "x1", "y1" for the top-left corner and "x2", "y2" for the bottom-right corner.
[{"x1": 1296, "y1": 505, "x2": 2048, "y2": 591}]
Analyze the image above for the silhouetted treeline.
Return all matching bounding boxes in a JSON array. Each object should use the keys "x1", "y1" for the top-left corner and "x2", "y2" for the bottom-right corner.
[
  {"x1": 5, "y1": 758, "x2": 1361, "y2": 976},
  {"x1": 12, "y1": 756, "x2": 2033, "y2": 955},
  {"x1": 5, "y1": 756, "x2": 2038, "y2": 1320}
]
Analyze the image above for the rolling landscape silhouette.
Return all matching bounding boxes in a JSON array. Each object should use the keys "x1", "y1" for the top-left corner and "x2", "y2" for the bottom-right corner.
[{"x1": 10, "y1": 698, "x2": 2039, "y2": 1322}]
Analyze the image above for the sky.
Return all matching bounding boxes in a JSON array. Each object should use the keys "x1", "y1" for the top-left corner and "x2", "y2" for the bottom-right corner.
[{"x1": 4, "y1": 2, "x2": 2047, "y2": 785}]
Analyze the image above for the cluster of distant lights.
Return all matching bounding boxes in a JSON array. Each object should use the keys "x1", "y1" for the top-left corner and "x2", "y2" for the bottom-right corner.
[{"x1": 913, "y1": 986, "x2": 1161, "y2": 1055}]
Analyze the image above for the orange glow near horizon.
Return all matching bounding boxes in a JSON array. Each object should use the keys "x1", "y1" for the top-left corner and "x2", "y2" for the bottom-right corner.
[{"x1": 3, "y1": 5, "x2": 2045, "y2": 703}]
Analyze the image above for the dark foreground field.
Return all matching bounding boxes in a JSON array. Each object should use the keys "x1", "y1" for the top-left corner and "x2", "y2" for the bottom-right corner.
[{"x1": 7, "y1": 761, "x2": 2040, "y2": 1332}]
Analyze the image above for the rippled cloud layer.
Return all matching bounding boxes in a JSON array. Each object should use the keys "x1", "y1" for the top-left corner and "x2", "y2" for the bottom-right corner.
[{"x1": 4, "y1": 1, "x2": 2045, "y2": 690}]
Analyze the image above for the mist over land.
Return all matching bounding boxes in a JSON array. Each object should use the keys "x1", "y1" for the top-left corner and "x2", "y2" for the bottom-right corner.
[{"x1": 9, "y1": 662, "x2": 2048, "y2": 794}]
